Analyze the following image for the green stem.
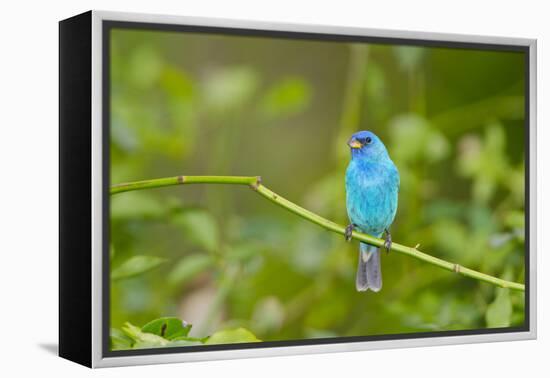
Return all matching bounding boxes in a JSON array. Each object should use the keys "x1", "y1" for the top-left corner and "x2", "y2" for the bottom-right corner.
[
  {"x1": 110, "y1": 175, "x2": 525, "y2": 292},
  {"x1": 110, "y1": 175, "x2": 255, "y2": 195}
]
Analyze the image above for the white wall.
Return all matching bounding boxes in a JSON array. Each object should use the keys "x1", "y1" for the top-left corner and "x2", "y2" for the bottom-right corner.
[{"x1": 0, "y1": 0, "x2": 546, "y2": 376}]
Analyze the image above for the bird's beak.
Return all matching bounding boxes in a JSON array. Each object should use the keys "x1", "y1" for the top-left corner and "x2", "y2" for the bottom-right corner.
[{"x1": 348, "y1": 139, "x2": 362, "y2": 149}]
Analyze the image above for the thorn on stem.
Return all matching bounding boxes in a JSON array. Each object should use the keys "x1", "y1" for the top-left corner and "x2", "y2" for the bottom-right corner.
[
  {"x1": 250, "y1": 176, "x2": 262, "y2": 191},
  {"x1": 344, "y1": 224, "x2": 354, "y2": 242},
  {"x1": 414, "y1": 243, "x2": 421, "y2": 249},
  {"x1": 383, "y1": 229, "x2": 392, "y2": 254}
]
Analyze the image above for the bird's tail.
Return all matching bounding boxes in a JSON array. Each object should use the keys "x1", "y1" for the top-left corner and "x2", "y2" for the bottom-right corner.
[{"x1": 356, "y1": 242, "x2": 382, "y2": 292}]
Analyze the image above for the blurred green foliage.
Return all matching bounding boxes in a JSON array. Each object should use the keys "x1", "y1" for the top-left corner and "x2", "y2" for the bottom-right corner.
[
  {"x1": 109, "y1": 29, "x2": 526, "y2": 349},
  {"x1": 110, "y1": 316, "x2": 259, "y2": 350}
]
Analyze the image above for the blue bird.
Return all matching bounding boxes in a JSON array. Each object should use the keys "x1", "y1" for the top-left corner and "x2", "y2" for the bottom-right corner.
[{"x1": 345, "y1": 131, "x2": 399, "y2": 292}]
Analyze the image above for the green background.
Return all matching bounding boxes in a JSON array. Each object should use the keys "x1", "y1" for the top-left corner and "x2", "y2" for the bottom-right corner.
[{"x1": 109, "y1": 28, "x2": 526, "y2": 349}]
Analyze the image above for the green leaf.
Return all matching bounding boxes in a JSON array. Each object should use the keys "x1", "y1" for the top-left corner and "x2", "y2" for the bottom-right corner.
[
  {"x1": 486, "y1": 288, "x2": 512, "y2": 327},
  {"x1": 204, "y1": 328, "x2": 261, "y2": 345},
  {"x1": 167, "y1": 338, "x2": 204, "y2": 347},
  {"x1": 172, "y1": 335, "x2": 207, "y2": 342},
  {"x1": 110, "y1": 328, "x2": 133, "y2": 350},
  {"x1": 172, "y1": 210, "x2": 219, "y2": 252},
  {"x1": 141, "y1": 317, "x2": 192, "y2": 340},
  {"x1": 168, "y1": 254, "x2": 215, "y2": 286},
  {"x1": 121, "y1": 322, "x2": 169, "y2": 348},
  {"x1": 111, "y1": 256, "x2": 167, "y2": 281}
]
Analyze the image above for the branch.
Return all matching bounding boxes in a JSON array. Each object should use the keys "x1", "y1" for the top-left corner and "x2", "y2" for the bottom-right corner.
[{"x1": 111, "y1": 175, "x2": 525, "y2": 292}]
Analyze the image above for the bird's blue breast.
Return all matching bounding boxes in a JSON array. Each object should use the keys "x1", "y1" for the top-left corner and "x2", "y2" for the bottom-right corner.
[{"x1": 345, "y1": 158, "x2": 399, "y2": 236}]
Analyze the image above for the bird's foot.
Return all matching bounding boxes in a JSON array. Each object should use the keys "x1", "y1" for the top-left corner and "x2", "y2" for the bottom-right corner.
[
  {"x1": 345, "y1": 224, "x2": 355, "y2": 242},
  {"x1": 384, "y1": 229, "x2": 392, "y2": 254}
]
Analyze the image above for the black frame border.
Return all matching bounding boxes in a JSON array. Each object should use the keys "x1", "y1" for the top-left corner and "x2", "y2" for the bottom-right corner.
[
  {"x1": 59, "y1": 11, "x2": 93, "y2": 367},
  {"x1": 101, "y1": 20, "x2": 531, "y2": 359}
]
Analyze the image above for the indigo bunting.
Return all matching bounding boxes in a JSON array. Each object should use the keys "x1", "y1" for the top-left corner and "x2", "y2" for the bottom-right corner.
[{"x1": 345, "y1": 131, "x2": 399, "y2": 292}]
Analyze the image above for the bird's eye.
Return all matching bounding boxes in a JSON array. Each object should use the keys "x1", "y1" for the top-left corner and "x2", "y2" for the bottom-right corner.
[{"x1": 365, "y1": 137, "x2": 372, "y2": 144}]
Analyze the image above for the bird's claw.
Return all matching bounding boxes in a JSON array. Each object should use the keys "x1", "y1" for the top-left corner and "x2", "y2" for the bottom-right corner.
[
  {"x1": 345, "y1": 224, "x2": 354, "y2": 242},
  {"x1": 384, "y1": 229, "x2": 392, "y2": 254}
]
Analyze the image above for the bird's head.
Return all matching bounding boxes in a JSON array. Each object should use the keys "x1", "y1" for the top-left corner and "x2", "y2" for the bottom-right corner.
[{"x1": 347, "y1": 131, "x2": 389, "y2": 161}]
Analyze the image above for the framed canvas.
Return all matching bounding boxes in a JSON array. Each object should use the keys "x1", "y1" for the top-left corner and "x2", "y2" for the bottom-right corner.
[{"x1": 59, "y1": 10, "x2": 537, "y2": 368}]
